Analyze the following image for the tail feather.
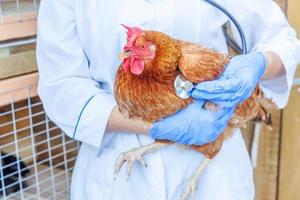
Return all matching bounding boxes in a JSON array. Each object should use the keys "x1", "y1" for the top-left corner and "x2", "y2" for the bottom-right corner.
[{"x1": 228, "y1": 86, "x2": 277, "y2": 130}]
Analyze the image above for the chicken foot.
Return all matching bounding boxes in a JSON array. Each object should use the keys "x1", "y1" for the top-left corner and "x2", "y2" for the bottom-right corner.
[
  {"x1": 114, "y1": 142, "x2": 171, "y2": 180},
  {"x1": 179, "y1": 158, "x2": 211, "y2": 200}
]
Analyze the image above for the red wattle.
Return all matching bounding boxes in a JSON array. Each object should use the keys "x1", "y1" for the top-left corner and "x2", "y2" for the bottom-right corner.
[{"x1": 130, "y1": 58, "x2": 145, "y2": 75}]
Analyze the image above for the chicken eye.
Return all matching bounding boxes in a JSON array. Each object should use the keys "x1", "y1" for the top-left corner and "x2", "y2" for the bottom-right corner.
[{"x1": 142, "y1": 45, "x2": 146, "y2": 49}]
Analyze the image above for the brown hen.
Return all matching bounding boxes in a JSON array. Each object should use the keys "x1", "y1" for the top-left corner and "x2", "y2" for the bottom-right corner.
[{"x1": 114, "y1": 26, "x2": 275, "y2": 200}]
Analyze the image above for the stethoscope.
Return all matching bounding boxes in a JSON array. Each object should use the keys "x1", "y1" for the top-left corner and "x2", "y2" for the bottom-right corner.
[{"x1": 174, "y1": 0, "x2": 248, "y2": 99}]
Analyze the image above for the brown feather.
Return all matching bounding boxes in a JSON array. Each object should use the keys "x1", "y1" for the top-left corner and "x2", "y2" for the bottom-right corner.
[{"x1": 178, "y1": 41, "x2": 229, "y2": 83}]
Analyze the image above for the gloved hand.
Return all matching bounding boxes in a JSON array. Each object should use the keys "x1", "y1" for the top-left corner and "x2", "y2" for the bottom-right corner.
[
  {"x1": 191, "y1": 52, "x2": 266, "y2": 107},
  {"x1": 149, "y1": 100, "x2": 235, "y2": 145}
]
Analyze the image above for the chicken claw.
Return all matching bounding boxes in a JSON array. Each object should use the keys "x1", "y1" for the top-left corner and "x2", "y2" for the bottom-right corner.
[
  {"x1": 179, "y1": 158, "x2": 211, "y2": 200},
  {"x1": 114, "y1": 142, "x2": 170, "y2": 180}
]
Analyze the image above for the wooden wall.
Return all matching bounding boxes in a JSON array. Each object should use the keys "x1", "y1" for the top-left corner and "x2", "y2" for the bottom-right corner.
[
  {"x1": 254, "y1": 0, "x2": 300, "y2": 200},
  {"x1": 278, "y1": 0, "x2": 300, "y2": 199},
  {"x1": 279, "y1": 87, "x2": 300, "y2": 200}
]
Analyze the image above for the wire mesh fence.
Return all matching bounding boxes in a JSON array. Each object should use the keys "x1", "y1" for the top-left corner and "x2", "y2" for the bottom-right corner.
[{"x1": 0, "y1": 81, "x2": 79, "y2": 200}]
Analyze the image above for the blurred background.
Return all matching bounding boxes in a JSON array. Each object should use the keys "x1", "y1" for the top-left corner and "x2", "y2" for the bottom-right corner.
[{"x1": 0, "y1": 0, "x2": 299, "y2": 199}]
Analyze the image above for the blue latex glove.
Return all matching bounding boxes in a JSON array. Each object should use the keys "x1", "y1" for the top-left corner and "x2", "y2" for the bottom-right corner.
[
  {"x1": 191, "y1": 52, "x2": 266, "y2": 107},
  {"x1": 150, "y1": 100, "x2": 235, "y2": 145}
]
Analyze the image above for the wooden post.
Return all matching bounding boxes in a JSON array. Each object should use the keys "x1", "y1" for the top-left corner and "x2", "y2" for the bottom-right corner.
[
  {"x1": 253, "y1": 1, "x2": 288, "y2": 200},
  {"x1": 278, "y1": 87, "x2": 300, "y2": 200},
  {"x1": 278, "y1": 0, "x2": 300, "y2": 199},
  {"x1": 254, "y1": 111, "x2": 282, "y2": 200}
]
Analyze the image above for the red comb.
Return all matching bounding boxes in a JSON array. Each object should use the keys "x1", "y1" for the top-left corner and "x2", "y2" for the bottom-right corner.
[{"x1": 121, "y1": 24, "x2": 143, "y2": 41}]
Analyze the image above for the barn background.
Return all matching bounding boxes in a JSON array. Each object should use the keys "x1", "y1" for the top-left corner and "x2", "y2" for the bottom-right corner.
[{"x1": 0, "y1": 0, "x2": 299, "y2": 199}]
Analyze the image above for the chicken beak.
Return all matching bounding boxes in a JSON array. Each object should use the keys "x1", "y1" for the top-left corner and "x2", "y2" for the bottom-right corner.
[{"x1": 119, "y1": 51, "x2": 131, "y2": 61}]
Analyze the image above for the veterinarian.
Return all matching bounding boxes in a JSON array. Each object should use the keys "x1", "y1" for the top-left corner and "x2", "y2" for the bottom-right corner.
[{"x1": 37, "y1": 0, "x2": 300, "y2": 199}]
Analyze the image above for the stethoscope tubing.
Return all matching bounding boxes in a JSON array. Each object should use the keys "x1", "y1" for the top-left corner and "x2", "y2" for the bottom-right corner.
[{"x1": 203, "y1": 0, "x2": 248, "y2": 54}]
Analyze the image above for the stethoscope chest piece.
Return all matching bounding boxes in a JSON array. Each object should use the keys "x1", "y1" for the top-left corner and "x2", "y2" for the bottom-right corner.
[{"x1": 174, "y1": 74, "x2": 194, "y2": 99}]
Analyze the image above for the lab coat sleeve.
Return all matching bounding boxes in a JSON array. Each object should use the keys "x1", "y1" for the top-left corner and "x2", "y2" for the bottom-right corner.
[
  {"x1": 226, "y1": 0, "x2": 300, "y2": 108},
  {"x1": 36, "y1": 0, "x2": 116, "y2": 149}
]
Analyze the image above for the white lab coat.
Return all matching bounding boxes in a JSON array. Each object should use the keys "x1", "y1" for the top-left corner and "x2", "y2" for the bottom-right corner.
[{"x1": 36, "y1": 0, "x2": 300, "y2": 199}]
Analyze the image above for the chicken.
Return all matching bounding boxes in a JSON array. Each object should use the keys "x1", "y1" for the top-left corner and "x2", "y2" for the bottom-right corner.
[{"x1": 114, "y1": 25, "x2": 275, "y2": 200}]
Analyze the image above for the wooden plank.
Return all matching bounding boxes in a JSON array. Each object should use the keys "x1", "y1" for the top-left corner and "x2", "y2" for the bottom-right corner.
[
  {"x1": 287, "y1": 0, "x2": 300, "y2": 35},
  {"x1": 0, "y1": 50, "x2": 37, "y2": 80},
  {"x1": 0, "y1": 72, "x2": 38, "y2": 107},
  {"x1": 253, "y1": 1, "x2": 287, "y2": 200},
  {"x1": 276, "y1": 0, "x2": 288, "y2": 12},
  {"x1": 241, "y1": 124, "x2": 254, "y2": 152},
  {"x1": 279, "y1": 87, "x2": 300, "y2": 200},
  {"x1": 278, "y1": 0, "x2": 300, "y2": 199},
  {"x1": 254, "y1": 111, "x2": 282, "y2": 200},
  {"x1": 0, "y1": 12, "x2": 36, "y2": 24},
  {"x1": 0, "y1": 48, "x2": 10, "y2": 57},
  {"x1": 0, "y1": 0, "x2": 39, "y2": 17},
  {"x1": 0, "y1": 20, "x2": 37, "y2": 41},
  {"x1": 0, "y1": 7, "x2": 37, "y2": 41},
  {"x1": 9, "y1": 43, "x2": 36, "y2": 54}
]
